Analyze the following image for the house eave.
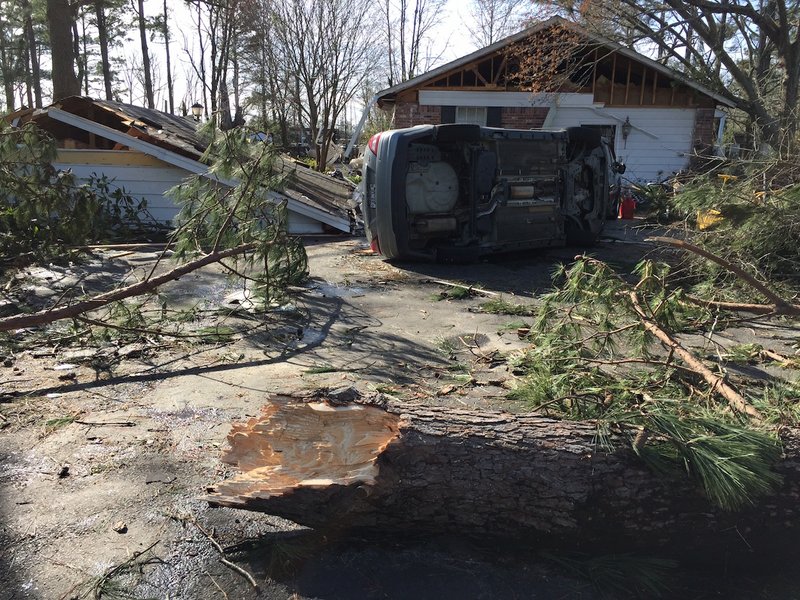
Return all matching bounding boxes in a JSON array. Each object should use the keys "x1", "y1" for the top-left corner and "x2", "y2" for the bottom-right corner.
[{"x1": 377, "y1": 16, "x2": 735, "y2": 109}]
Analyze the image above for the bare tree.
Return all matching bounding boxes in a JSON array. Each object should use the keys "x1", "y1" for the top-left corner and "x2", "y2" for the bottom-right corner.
[
  {"x1": 239, "y1": 1, "x2": 294, "y2": 143},
  {"x1": 181, "y1": 0, "x2": 242, "y2": 126},
  {"x1": 381, "y1": 0, "x2": 448, "y2": 86},
  {"x1": 266, "y1": 0, "x2": 381, "y2": 168},
  {"x1": 463, "y1": 0, "x2": 528, "y2": 48},
  {"x1": 94, "y1": 1, "x2": 113, "y2": 100},
  {"x1": 20, "y1": 0, "x2": 43, "y2": 108}
]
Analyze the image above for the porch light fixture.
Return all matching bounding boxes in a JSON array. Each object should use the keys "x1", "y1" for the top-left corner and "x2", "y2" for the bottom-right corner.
[
  {"x1": 621, "y1": 116, "x2": 632, "y2": 141},
  {"x1": 191, "y1": 102, "x2": 204, "y2": 121}
]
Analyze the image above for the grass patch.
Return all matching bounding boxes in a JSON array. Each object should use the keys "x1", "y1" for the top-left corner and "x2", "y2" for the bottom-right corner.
[
  {"x1": 45, "y1": 415, "x2": 76, "y2": 431},
  {"x1": 195, "y1": 325, "x2": 235, "y2": 344},
  {"x1": 304, "y1": 364, "x2": 339, "y2": 375},
  {"x1": 434, "y1": 336, "x2": 460, "y2": 357},
  {"x1": 480, "y1": 297, "x2": 536, "y2": 316},
  {"x1": 433, "y1": 284, "x2": 472, "y2": 301},
  {"x1": 497, "y1": 320, "x2": 531, "y2": 333}
]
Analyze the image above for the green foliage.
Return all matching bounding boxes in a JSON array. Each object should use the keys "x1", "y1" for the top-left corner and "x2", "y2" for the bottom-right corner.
[
  {"x1": 669, "y1": 170, "x2": 800, "y2": 297},
  {"x1": 723, "y1": 343, "x2": 763, "y2": 364},
  {"x1": 170, "y1": 122, "x2": 308, "y2": 303},
  {"x1": 304, "y1": 364, "x2": 339, "y2": 374},
  {"x1": 433, "y1": 285, "x2": 472, "y2": 301},
  {"x1": 753, "y1": 382, "x2": 800, "y2": 426},
  {"x1": 479, "y1": 297, "x2": 536, "y2": 316},
  {"x1": 511, "y1": 256, "x2": 785, "y2": 509},
  {"x1": 0, "y1": 122, "x2": 158, "y2": 263},
  {"x1": 45, "y1": 415, "x2": 77, "y2": 431},
  {"x1": 634, "y1": 403, "x2": 783, "y2": 511},
  {"x1": 633, "y1": 182, "x2": 673, "y2": 223}
]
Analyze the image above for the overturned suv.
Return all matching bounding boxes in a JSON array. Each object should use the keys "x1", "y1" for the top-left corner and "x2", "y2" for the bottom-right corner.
[{"x1": 361, "y1": 123, "x2": 623, "y2": 261}]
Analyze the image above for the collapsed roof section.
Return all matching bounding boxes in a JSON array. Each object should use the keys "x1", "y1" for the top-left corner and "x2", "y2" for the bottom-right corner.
[{"x1": 4, "y1": 96, "x2": 351, "y2": 233}]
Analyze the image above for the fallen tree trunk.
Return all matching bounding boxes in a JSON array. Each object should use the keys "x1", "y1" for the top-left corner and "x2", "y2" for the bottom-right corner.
[{"x1": 207, "y1": 394, "x2": 800, "y2": 558}]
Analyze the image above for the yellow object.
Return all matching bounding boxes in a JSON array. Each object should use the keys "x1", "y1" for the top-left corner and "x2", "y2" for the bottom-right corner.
[{"x1": 697, "y1": 209, "x2": 723, "y2": 230}]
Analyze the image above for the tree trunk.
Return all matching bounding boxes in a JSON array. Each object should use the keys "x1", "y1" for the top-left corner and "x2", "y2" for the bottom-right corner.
[
  {"x1": 207, "y1": 394, "x2": 800, "y2": 559},
  {"x1": 47, "y1": 0, "x2": 80, "y2": 100},
  {"x1": 21, "y1": 0, "x2": 42, "y2": 108},
  {"x1": 0, "y1": 14, "x2": 15, "y2": 111},
  {"x1": 70, "y1": 17, "x2": 86, "y2": 95},
  {"x1": 96, "y1": 2, "x2": 113, "y2": 101},
  {"x1": 163, "y1": 0, "x2": 174, "y2": 114},
  {"x1": 136, "y1": 0, "x2": 154, "y2": 108}
]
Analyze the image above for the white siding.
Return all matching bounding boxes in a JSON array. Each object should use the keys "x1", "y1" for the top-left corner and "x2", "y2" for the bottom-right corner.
[
  {"x1": 54, "y1": 160, "x2": 330, "y2": 234},
  {"x1": 545, "y1": 107, "x2": 696, "y2": 183},
  {"x1": 53, "y1": 162, "x2": 188, "y2": 223},
  {"x1": 287, "y1": 211, "x2": 324, "y2": 234}
]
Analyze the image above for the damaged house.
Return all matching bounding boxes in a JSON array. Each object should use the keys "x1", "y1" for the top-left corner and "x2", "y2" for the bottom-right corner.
[
  {"x1": 360, "y1": 17, "x2": 735, "y2": 183},
  {"x1": 5, "y1": 97, "x2": 351, "y2": 235}
]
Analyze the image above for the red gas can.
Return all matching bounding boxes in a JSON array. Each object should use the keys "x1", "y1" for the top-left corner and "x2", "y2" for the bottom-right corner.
[{"x1": 618, "y1": 192, "x2": 636, "y2": 220}]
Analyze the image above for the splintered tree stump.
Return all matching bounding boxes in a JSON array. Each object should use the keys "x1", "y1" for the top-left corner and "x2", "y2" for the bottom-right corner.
[{"x1": 206, "y1": 394, "x2": 800, "y2": 557}]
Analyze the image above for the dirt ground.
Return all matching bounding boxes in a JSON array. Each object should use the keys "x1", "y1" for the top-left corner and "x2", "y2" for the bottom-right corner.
[{"x1": 1, "y1": 221, "x2": 798, "y2": 600}]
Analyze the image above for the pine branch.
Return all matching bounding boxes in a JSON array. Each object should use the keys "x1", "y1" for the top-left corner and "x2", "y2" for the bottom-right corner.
[
  {"x1": 0, "y1": 243, "x2": 257, "y2": 332},
  {"x1": 628, "y1": 291, "x2": 763, "y2": 421},
  {"x1": 648, "y1": 236, "x2": 800, "y2": 316}
]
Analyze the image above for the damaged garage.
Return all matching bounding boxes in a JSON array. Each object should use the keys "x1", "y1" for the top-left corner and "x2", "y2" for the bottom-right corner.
[{"x1": 5, "y1": 96, "x2": 351, "y2": 235}]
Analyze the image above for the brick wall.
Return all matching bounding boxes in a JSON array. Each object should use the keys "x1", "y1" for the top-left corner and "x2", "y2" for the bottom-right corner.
[
  {"x1": 692, "y1": 108, "x2": 716, "y2": 150},
  {"x1": 393, "y1": 103, "x2": 442, "y2": 128},
  {"x1": 393, "y1": 103, "x2": 551, "y2": 129},
  {"x1": 501, "y1": 107, "x2": 550, "y2": 129}
]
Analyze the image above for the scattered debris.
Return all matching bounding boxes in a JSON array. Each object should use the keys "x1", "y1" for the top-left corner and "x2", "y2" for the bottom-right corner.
[{"x1": 111, "y1": 521, "x2": 128, "y2": 534}]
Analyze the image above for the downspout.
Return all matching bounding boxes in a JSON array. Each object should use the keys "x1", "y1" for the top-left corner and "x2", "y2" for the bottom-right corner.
[
  {"x1": 345, "y1": 94, "x2": 379, "y2": 159},
  {"x1": 715, "y1": 109, "x2": 727, "y2": 152}
]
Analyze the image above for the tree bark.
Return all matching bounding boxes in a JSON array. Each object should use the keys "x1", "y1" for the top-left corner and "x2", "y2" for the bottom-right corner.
[
  {"x1": 95, "y1": 1, "x2": 113, "y2": 101},
  {"x1": 162, "y1": 0, "x2": 174, "y2": 114},
  {"x1": 207, "y1": 394, "x2": 800, "y2": 558},
  {"x1": 21, "y1": 0, "x2": 42, "y2": 108},
  {"x1": 47, "y1": 0, "x2": 80, "y2": 101},
  {"x1": 0, "y1": 13, "x2": 15, "y2": 111},
  {"x1": 136, "y1": 0, "x2": 154, "y2": 108}
]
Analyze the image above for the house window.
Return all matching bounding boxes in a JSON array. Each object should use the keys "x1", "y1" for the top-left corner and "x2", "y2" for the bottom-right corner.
[{"x1": 456, "y1": 106, "x2": 487, "y2": 126}]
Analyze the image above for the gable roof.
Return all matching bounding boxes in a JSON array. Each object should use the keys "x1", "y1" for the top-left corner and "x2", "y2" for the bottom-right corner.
[{"x1": 377, "y1": 16, "x2": 735, "y2": 108}]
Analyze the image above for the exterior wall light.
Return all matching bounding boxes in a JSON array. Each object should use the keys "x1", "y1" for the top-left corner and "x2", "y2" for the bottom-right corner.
[
  {"x1": 191, "y1": 103, "x2": 204, "y2": 121},
  {"x1": 621, "y1": 116, "x2": 632, "y2": 141}
]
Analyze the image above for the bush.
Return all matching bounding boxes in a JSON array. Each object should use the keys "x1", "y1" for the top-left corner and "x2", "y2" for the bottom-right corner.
[{"x1": 0, "y1": 122, "x2": 156, "y2": 264}]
